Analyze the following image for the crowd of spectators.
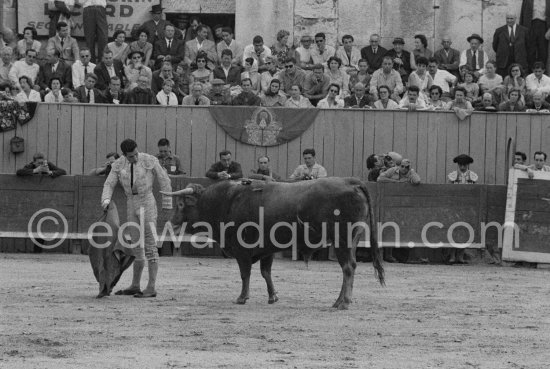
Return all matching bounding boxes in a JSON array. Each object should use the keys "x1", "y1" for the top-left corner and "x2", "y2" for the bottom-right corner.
[{"x1": 2, "y1": 6, "x2": 550, "y2": 113}]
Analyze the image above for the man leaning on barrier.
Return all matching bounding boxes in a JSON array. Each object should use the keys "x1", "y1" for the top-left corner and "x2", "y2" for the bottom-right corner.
[
  {"x1": 101, "y1": 139, "x2": 173, "y2": 298},
  {"x1": 17, "y1": 152, "x2": 67, "y2": 178}
]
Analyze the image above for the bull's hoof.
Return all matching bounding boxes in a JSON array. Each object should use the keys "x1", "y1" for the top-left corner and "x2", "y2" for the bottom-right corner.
[
  {"x1": 332, "y1": 299, "x2": 349, "y2": 310},
  {"x1": 96, "y1": 292, "x2": 108, "y2": 299},
  {"x1": 268, "y1": 294, "x2": 279, "y2": 304},
  {"x1": 235, "y1": 296, "x2": 249, "y2": 304}
]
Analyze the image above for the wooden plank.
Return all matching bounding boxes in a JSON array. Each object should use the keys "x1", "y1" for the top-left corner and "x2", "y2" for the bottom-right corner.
[
  {"x1": 175, "y1": 107, "x2": 192, "y2": 176},
  {"x1": 350, "y1": 110, "x2": 364, "y2": 178},
  {"x1": 392, "y1": 111, "x2": 407, "y2": 158},
  {"x1": 145, "y1": 106, "x2": 166, "y2": 155},
  {"x1": 332, "y1": 113, "x2": 355, "y2": 177},
  {"x1": 542, "y1": 114, "x2": 550, "y2": 154},
  {"x1": 106, "y1": 106, "x2": 119, "y2": 155},
  {"x1": 435, "y1": 112, "x2": 448, "y2": 183},
  {"x1": 190, "y1": 108, "x2": 208, "y2": 176},
  {"x1": 70, "y1": 104, "x2": 85, "y2": 174},
  {"x1": 416, "y1": 112, "x2": 429, "y2": 182},
  {"x1": 115, "y1": 105, "x2": 125, "y2": 147},
  {"x1": 135, "y1": 106, "x2": 148, "y2": 152},
  {"x1": 55, "y1": 104, "x2": 72, "y2": 173},
  {"x1": 469, "y1": 113, "x2": 486, "y2": 184},
  {"x1": 515, "y1": 113, "x2": 531, "y2": 159},
  {"x1": 47, "y1": 104, "x2": 59, "y2": 165},
  {"x1": 485, "y1": 113, "x2": 498, "y2": 184},
  {"x1": 529, "y1": 114, "x2": 542, "y2": 155},
  {"x1": 311, "y1": 113, "x2": 325, "y2": 178},
  {"x1": 277, "y1": 142, "x2": 289, "y2": 179},
  {"x1": 374, "y1": 110, "x2": 393, "y2": 155},
  {"x1": 96, "y1": 104, "x2": 108, "y2": 167},
  {"x1": 82, "y1": 105, "x2": 98, "y2": 174},
  {"x1": 426, "y1": 111, "x2": 438, "y2": 183},
  {"x1": 405, "y1": 111, "x2": 418, "y2": 168},
  {"x1": 36, "y1": 104, "x2": 51, "y2": 159},
  {"x1": 506, "y1": 113, "x2": 518, "y2": 156},
  {"x1": 457, "y1": 113, "x2": 470, "y2": 155},
  {"x1": 445, "y1": 113, "x2": 459, "y2": 181},
  {"x1": 320, "y1": 111, "x2": 335, "y2": 176},
  {"x1": 203, "y1": 109, "x2": 219, "y2": 175},
  {"x1": 122, "y1": 105, "x2": 136, "y2": 141}
]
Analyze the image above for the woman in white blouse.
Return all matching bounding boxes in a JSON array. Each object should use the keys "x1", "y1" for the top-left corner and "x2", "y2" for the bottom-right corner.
[
  {"x1": 107, "y1": 30, "x2": 130, "y2": 64},
  {"x1": 317, "y1": 83, "x2": 344, "y2": 108},
  {"x1": 373, "y1": 85, "x2": 399, "y2": 110},
  {"x1": 15, "y1": 75, "x2": 41, "y2": 103},
  {"x1": 325, "y1": 56, "x2": 350, "y2": 99},
  {"x1": 44, "y1": 77, "x2": 63, "y2": 103},
  {"x1": 284, "y1": 84, "x2": 313, "y2": 108},
  {"x1": 156, "y1": 79, "x2": 178, "y2": 106},
  {"x1": 124, "y1": 50, "x2": 152, "y2": 91}
]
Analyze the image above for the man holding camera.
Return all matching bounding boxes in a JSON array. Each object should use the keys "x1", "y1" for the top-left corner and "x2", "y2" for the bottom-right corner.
[
  {"x1": 16, "y1": 152, "x2": 67, "y2": 178},
  {"x1": 289, "y1": 148, "x2": 327, "y2": 181}
]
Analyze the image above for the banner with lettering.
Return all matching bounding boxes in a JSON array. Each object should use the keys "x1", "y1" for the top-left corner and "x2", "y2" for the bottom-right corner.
[
  {"x1": 209, "y1": 107, "x2": 319, "y2": 147},
  {"x1": 17, "y1": 0, "x2": 156, "y2": 37}
]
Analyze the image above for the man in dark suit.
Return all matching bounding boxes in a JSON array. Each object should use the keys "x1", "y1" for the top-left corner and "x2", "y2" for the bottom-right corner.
[
  {"x1": 37, "y1": 48, "x2": 72, "y2": 93},
  {"x1": 344, "y1": 82, "x2": 374, "y2": 108},
  {"x1": 493, "y1": 14, "x2": 529, "y2": 76},
  {"x1": 93, "y1": 49, "x2": 125, "y2": 91},
  {"x1": 74, "y1": 73, "x2": 104, "y2": 103},
  {"x1": 520, "y1": 0, "x2": 550, "y2": 70},
  {"x1": 433, "y1": 37, "x2": 461, "y2": 78},
  {"x1": 360, "y1": 34, "x2": 387, "y2": 74},
  {"x1": 131, "y1": 4, "x2": 178, "y2": 45},
  {"x1": 102, "y1": 76, "x2": 125, "y2": 104},
  {"x1": 205, "y1": 150, "x2": 243, "y2": 180},
  {"x1": 212, "y1": 49, "x2": 241, "y2": 86},
  {"x1": 153, "y1": 24, "x2": 185, "y2": 69},
  {"x1": 184, "y1": 24, "x2": 218, "y2": 70}
]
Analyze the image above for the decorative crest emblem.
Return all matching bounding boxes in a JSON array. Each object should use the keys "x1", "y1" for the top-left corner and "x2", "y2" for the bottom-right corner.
[{"x1": 244, "y1": 108, "x2": 282, "y2": 146}]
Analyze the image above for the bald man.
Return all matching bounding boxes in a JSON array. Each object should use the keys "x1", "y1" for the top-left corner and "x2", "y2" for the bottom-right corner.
[
  {"x1": 493, "y1": 14, "x2": 528, "y2": 76},
  {"x1": 433, "y1": 37, "x2": 461, "y2": 78}
]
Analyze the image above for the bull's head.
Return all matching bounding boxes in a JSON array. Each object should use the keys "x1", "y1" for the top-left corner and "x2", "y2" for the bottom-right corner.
[{"x1": 160, "y1": 184, "x2": 205, "y2": 231}]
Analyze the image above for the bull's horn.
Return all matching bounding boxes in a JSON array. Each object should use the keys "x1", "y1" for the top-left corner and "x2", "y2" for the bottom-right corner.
[{"x1": 160, "y1": 188, "x2": 194, "y2": 196}]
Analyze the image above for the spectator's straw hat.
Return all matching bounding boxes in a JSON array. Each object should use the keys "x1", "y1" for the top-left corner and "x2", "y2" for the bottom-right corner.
[
  {"x1": 392, "y1": 37, "x2": 405, "y2": 45},
  {"x1": 211, "y1": 79, "x2": 225, "y2": 85},
  {"x1": 453, "y1": 154, "x2": 474, "y2": 165},
  {"x1": 466, "y1": 33, "x2": 484, "y2": 43},
  {"x1": 150, "y1": 4, "x2": 164, "y2": 14}
]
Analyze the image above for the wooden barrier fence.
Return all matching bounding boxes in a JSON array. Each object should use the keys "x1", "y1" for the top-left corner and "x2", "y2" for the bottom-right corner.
[
  {"x1": 0, "y1": 104, "x2": 549, "y2": 184},
  {"x1": 0, "y1": 175, "x2": 506, "y2": 263}
]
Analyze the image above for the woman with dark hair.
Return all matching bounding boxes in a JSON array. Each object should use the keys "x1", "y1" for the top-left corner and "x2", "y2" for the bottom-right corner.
[
  {"x1": 413, "y1": 34, "x2": 432, "y2": 61},
  {"x1": 260, "y1": 78, "x2": 287, "y2": 106},
  {"x1": 241, "y1": 57, "x2": 260, "y2": 94},
  {"x1": 407, "y1": 56, "x2": 433, "y2": 101},
  {"x1": 128, "y1": 29, "x2": 153, "y2": 67},
  {"x1": 325, "y1": 56, "x2": 349, "y2": 98},
  {"x1": 17, "y1": 26, "x2": 41, "y2": 60},
  {"x1": 15, "y1": 75, "x2": 41, "y2": 102},
  {"x1": 124, "y1": 50, "x2": 152, "y2": 91},
  {"x1": 44, "y1": 77, "x2": 63, "y2": 103},
  {"x1": 502, "y1": 63, "x2": 526, "y2": 102},
  {"x1": 373, "y1": 85, "x2": 398, "y2": 109},
  {"x1": 449, "y1": 86, "x2": 474, "y2": 120},
  {"x1": 317, "y1": 83, "x2": 344, "y2": 108},
  {"x1": 498, "y1": 88, "x2": 526, "y2": 111},
  {"x1": 426, "y1": 85, "x2": 449, "y2": 110},
  {"x1": 107, "y1": 30, "x2": 130, "y2": 63},
  {"x1": 190, "y1": 51, "x2": 213, "y2": 93}
]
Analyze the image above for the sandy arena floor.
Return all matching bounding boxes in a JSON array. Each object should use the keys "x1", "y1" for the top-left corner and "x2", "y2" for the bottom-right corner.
[{"x1": 0, "y1": 253, "x2": 549, "y2": 369}]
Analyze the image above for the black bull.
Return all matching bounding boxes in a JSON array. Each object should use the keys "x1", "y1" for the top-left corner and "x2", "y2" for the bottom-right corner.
[{"x1": 162, "y1": 177, "x2": 385, "y2": 310}]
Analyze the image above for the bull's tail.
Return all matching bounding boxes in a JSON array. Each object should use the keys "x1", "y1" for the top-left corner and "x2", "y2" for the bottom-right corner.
[{"x1": 358, "y1": 182, "x2": 385, "y2": 286}]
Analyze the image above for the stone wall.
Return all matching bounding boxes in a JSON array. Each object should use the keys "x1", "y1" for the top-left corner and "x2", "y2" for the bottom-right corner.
[{"x1": 235, "y1": 0, "x2": 523, "y2": 61}]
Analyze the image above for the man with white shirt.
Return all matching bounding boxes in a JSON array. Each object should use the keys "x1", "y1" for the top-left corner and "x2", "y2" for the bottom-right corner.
[
  {"x1": 311, "y1": 33, "x2": 335, "y2": 68},
  {"x1": 493, "y1": 14, "x2": 529, "y2": 76},
  {"x1": 427, "y1": 57, "x2": 457, "y2": 100},
  {"x1": 81, "y1": 0, "x2": 108, "y2": 62},
  {"x1": 336, "y1": 34, "x2": 361, "y2": 74},
  {"x1": 94, "y1": 49, "x2": 125, "y2": 91},
  {"x1": 295, "y1": 35, "x2": 314, "y2": 70},
  {"x1": 525, "y1": 61, "x2": 550, "y2": 99},
  {"x1": 46, "y1": 21, "x2": 80, "y2": 65},
  {"x1": 8, "y1": 49, "x2": 40, "y2": 89},
  {"x1": 217, "y1": 27, "x2": 242, "y2": 65},
  {"x1": 72, "y1": 48, "x2": 96, "y2": 89},
  {"x1": 242, "y1": 35, "x2": 272, "y2": 73},
  {"x1": 459, "y1": 34, "x2": 488, "y2": 76},
  {"x1": 259, "y1": 56, "x2": 280, "y2": 93},
  {"x1": 0, "y1": 47, "x2": 14, "y2": 85}
]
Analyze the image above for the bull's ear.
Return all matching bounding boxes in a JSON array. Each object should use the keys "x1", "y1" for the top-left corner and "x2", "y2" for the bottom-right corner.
[{"x1": 183, "y1": 195, "x2": 198, "y2": 207}]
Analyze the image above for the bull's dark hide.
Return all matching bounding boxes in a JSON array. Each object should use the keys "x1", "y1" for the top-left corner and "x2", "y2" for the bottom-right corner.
[{"x1": 88, "y1": 202, "x2": 134, "y2": 298}]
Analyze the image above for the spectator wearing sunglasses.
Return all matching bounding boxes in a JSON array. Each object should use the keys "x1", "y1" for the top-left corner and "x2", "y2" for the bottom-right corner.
[
  {"x1": 377, "y1": 158, "x2": 421, "y2": 184},
  {"x1": 317, "y1": 83, "x2": 344, "y2": 108},
  {"x1": 9, "y1": 49, "x2": 39, "y2": 89},
  {"x1": 310, "y1": 33, "x2": 335, "y2": 67},
  {"x1": 278, "y1": 57, "x2": 307, "y2": 97}
]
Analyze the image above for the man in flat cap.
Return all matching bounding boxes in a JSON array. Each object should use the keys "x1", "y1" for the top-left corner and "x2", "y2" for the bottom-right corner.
[
  {"x1": 208, "y1": 78, "x2": 231, "y2": 105},
  {"x1": 459, "y1": 34, "x2": 489, "y2": 76},
  {"x1": 448, "y1": 154, "x2": 478, "y2": 184}
]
